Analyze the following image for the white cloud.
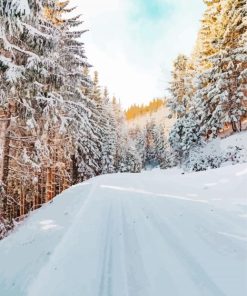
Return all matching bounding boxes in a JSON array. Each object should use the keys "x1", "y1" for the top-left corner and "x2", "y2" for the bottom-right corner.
[{"x1": 70, "y1": 0, "x2": 204, "y2": 108}]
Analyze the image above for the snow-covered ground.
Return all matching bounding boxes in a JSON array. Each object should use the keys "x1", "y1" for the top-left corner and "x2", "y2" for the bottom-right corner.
[
  {"x1": 0, "y1": 164, "x2": 247, "y2": 296},
  {"x1": 185, "y1": 131, "x2": 247, "y2": 171},
  {"x1": 220, "y1": 130, "x2": 247, "y2": 150}
]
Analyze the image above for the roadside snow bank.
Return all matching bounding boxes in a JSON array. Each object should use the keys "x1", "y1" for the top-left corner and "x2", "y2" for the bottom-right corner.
[{"x1": 185, "y1": 131, "x2": 247, "y2": 171}]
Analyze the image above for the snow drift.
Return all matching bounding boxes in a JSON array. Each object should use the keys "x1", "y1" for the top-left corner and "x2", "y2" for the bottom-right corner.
[{"x1": 185, "y1": 131, "x2": 247, "y2": 171}]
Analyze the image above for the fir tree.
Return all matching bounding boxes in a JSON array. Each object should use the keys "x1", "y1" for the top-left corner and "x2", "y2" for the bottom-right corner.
[{"x1": 168, "y1": 55, "x2": 192, "y2": 118}]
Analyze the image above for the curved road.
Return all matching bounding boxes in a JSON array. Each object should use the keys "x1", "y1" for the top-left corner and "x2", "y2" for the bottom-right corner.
[{"x1": 0, "y1": 166, "x2": 247, "y2": 296}]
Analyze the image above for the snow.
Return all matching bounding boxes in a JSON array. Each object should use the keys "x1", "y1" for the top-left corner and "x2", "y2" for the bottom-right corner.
[
  {"x1": 0, "y1": 164, "x2": 247, "y2": 296},
  {"x1": 218, "y1": 131, "x2": 247, "y2": 166},
  {"x1": 185, "y1": 131, "x2": 247, "y2": 171},
  {"x1": 220, "y1": 130, "x2": 247, "y2": 149}
]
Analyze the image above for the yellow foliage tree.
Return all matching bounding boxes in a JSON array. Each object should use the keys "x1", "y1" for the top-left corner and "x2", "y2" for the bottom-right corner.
[{"x1": 125, "y1": 99, "x2": 165, "y2": 121}]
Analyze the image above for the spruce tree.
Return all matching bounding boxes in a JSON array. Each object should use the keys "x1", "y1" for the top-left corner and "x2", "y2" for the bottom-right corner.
[
  {"x1": 193, "y1": 0, "x2": 247, "y2": 137},
  {"x1": 168, "y1": 55, "x2": 192, "y2": 118}
]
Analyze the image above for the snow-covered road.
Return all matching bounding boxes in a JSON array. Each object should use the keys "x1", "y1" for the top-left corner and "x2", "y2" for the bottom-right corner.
[{"x1": 0, "y1": 165, "x2": 247, "y2": 296}]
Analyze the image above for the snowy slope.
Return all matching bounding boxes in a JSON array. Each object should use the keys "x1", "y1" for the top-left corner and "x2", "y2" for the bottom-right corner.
[
  {"x1": 0, "y1": 165, "x2": 247, "y2": 296},
  {"x1": 185, "y1": 131, "x2": 247, "y2": 171},
  {"x1": 220, "y1": 130, "x2": 247, "y2": 150}
]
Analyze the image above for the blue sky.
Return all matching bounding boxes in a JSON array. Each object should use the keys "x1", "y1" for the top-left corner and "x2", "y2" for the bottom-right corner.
[
  {"x1": 131, "y1": 0, "x2": 173, "y2": 21},
  {"x1": 71, "y1": 0, "x2": 204, "y2": 108}
]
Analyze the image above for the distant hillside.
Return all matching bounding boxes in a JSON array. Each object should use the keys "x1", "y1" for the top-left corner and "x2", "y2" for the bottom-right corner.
[{"x1": 125, "y1": 99, "x2": 165, "y2": 121}]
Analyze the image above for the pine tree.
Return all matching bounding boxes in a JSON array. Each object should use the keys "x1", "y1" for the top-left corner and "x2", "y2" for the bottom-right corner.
[
  {"x1": 155, "y1": 124, "x2": 167, "y2": 167},
  {"x1": 119, "y1": 142, "x2": 142, "y2": 173},
  {"x1": 145, "y1": 120, "x2": 158, "y2": 168},
  {"x1": 0, "y1": 0, "x2": 96, "y2": 231},
  {"x1": 169, "y1": 110, "x2": 202, "y2": 164},
  {"x1": 101, "y1": 87, "x2": 117, "y2": 174},
  {"x1": 167, "y1": 55, "x2": 192, "y2": 118},
  {"x1": 112, "y1": 97, "x2": 126, "y2": 171},
  {"x1": 193, "y1": 0, "x2": 247, "y2": 138},
  {"x1": 167, "y1": 0, "x2": 247, "y2": 168},
  {"x1": 0, "y1": 0, "x2": 66, "y2": 221},
  {"x1": 192, "y1": 0, "x2": 224, "y2": 70},
  {"x1": 167, "y1": 54, "x2": 198, "y2": 163},
  {"x1": 130, "y1": 125, "x2": 147, "y2": 169}
]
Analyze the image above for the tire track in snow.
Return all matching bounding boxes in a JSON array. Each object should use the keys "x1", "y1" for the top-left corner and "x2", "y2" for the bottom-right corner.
[
  {"x1": 140, "y1": 197, "x2": 226, "y2": 296},
  {"x1": 97, "y1": 195, "x2": 130, "y2": 296},
  {"x1": 98, "y1": 202, "x2": 113, "y2": 296},
  {"x1": 120, "y1": 199, "x2": 149, "y2": 296},
  {"x1": 119, "y1": 185, "x2": 180, "y2": 296}
]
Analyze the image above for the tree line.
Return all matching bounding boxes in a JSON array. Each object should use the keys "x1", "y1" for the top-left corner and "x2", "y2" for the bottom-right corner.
[
  {"x1": 0, "y1": 0, "x2": 140, "y2": 238},
  {"x1": 167, "y1": 0, "x2": 247, "y2": 166},
  {"x1": 125, "y1": 0, "x2": 247, "y2": 171}
]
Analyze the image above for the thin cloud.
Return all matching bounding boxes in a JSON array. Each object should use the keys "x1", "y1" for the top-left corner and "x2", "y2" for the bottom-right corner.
[{"x1": 70, "y1": 0, "x2": 204, "y2": 107}]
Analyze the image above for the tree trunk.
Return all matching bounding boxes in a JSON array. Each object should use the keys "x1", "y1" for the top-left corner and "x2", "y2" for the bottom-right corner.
[
  {"x1": 0, "y1": 107, "x2": 11, "y2": 219},
  {"x1": 0, "y1": 109, "x2": 10, "y2": 183},
  {"x1": 71, "y1": 155, "x2": 78, "y2": 185},
  {"x1": 231, "y1": 121, "x2": 237, "y2": 132}
]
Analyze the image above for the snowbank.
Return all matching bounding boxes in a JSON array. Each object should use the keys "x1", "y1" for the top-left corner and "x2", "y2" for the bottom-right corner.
[{"x1": 186, "y1": 131, "x2": 247, "y2": 171}]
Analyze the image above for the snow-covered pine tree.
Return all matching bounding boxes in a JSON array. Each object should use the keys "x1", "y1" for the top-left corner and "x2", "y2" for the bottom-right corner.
[
  {"x1": 0, "y1": 0, "x2": 101, "y2": 233},
  {"x1": 154, "y1": 124, "x2": 167, "y2": 167},
  {"x1": 217, "y1": 0, "x2": 247, "y2": 131},
  {"x1": 167, "y1": 53, "x2": 198, "y2": 163},
  {"x1": 118, "y1": 142, "x2": 142, "y2": 173},
  {"x1": 88, "y1": 72, "x2": 118, "y2": 175},
  {"x1": 111, "y1": 97, "x2": 126, "y2": 170},
  {"x1": 193, "y1": 0, "x2": 223, "y2": 70},
  {"x1": 145, "y1": 120, "x2": 159, "y2": 168},
  {"x1": 72, "y1": 70, "x2": 102, "y2": 182},
  {"x1": 100, "y1": 87, "x2": 117, "y2": 174},
  {"x1": 167, "y1": 55, "x2": 193, "y2": 119},
  {"x1": 129, "y1": 125, "x2": 147, "y2": 169},
  {"x1": 112, "y1": 99, "x2": 142, "y2": 173},
  {"x1": 55, "y1": 5, "x2": 100, "y2": 182},
  {"x1": 0, "y1": 0, "x2": 31, "y2": 185},
  {"x1": 166, "y1": 0, "x2": 224, "y2": 163},
  {"x1": 0, "y1": 0, "x2": 68, "y2": 223},
  {"x1": 159, "y1": 139, "x2": 178, "y2": 169},
  {"x1": 168, "y1": 107, "x2": 202, "y2": 165},
  {"x1": 193, "y1": 0, "x2": 247, "y2": 138}
]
